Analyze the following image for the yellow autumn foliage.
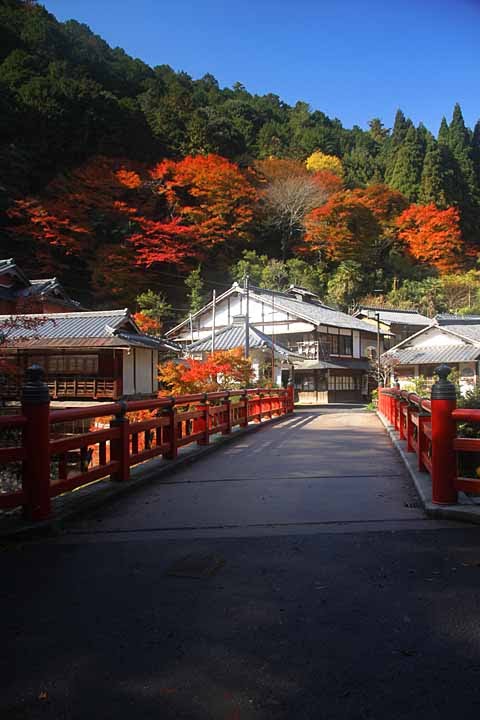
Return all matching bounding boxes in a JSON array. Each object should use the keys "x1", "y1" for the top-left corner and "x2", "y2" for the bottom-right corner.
[{"x1": 306, "y1": 151, "x2": 343, "y2": 177}]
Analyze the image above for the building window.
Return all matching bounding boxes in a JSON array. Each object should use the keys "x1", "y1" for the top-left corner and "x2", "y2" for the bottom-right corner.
[
  {"x1": 47, "y1": 355, "x2": 99, "y2": 375},
  {"x1": 295, "y1": 374, "x2": 315, "y2": 391},
  {"x1": 319, "y1": 332, "x2": 352, "y2": 356},
  {"x1": 338, "y1": 335, "x2": 352, "y2": 355},
  {"x1": 328, "y1": 375, "x2": 360, "y2": 391}
]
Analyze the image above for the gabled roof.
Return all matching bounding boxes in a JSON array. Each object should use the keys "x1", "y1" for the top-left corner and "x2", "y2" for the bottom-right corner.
[
  {"x1": 187, "y1": 323, "x2": 301, "y2": 358},
  {"x1": 355, "y1": 305, "x2": 431, "y2": 326},
  {"x1": 0, "y1": 309, "x2": 180, "y2": 352},
  {"x1": 382, "y1": 313, "x2": 480, "y2": 365},
  {"x1": 435, "y1": 315, "x2": 480, "y2": 342},
  {"x1": 0, "y1": 259, "x2": 81, "y2": 308},
  {"x1": 387, "y1": 345, "x2": 480, "y2": 365},
  {"x1": 166, "y1": 282, "x2": 380, "y2": 337},
  {"x1": 249, "y1": 286, "x2": 379, "y2": 333}
]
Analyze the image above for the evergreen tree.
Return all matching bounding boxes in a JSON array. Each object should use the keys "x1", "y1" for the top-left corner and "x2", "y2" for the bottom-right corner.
[
  {"x1": 472, "y1": 120, "x2": 480, "y2": 187},
  {"x1": 388, "y1": 126, "x2": 424, "y2": 201},
  {"x1": 185, "y1": 266, "x2": 205, "y2": 314},
  {"x1": 384, "y1": 110, "x2": 413, "y2": 184},
  {"x1": 438, "y1": 117, "x2": 450, "y2": 145},
  {"x1": 418, "y1": 139, "x2": 447, "y2": 207}
]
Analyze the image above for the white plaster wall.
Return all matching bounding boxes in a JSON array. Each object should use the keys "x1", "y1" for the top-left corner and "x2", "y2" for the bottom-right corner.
[
  {"x1": 122, "y1": 351, "x2": 135, "y2": 395},
  {"x1": 135, "y1": 348, "x2": 153, "y2": 394},
  {"x1": 410, "y1": 328, "x2": 463, "y2": 348},
  {"x1": 353, "y1": 330, "x2": 360, "y2": 358}
]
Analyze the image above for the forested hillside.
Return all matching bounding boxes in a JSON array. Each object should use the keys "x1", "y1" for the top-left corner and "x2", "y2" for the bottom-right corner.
[{"x1": 1, "y1": 0, "x2": 480, "y2": 327}]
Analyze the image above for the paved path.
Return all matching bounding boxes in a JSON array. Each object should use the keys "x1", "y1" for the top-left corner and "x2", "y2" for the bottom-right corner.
[
  {"x1": 3, "y1": 408, "x2": 480, "y2": 720},
  {"x1": 67, "y1": 408, "x2": 438, "y2": 539}
]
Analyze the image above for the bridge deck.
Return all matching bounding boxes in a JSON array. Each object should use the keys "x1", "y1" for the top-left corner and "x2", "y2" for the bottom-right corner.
[
  {"x1": 69, "y1": 407, "x2": 438, "y2": 539},
  {"x1": 5, "y1": 408, "x2": 479, "y2": 720}
]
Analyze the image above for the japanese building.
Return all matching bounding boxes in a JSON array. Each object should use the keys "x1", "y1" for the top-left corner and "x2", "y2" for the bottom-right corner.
[
  {"x1": 354, "y1": 306, "x2": 431, "y2": 349},
  {"x1": 166, "y1": 283, "x2": 386, "y2": 404},
  {"x1": 0, "y1": 258, "x2": 81, "y2": 314},
  {"x1": 382, "y1": 314, "x2": 480, "y2": 395},
  {"x1": 0, "y1": 309, "x2": 180, "y2": 402}
]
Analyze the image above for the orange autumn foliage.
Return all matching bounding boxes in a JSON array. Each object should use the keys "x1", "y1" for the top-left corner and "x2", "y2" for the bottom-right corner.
[
  {"x1": 150, "y1": 154, "x2": 258, "y2": 246},
  {"x1": 158, "y1": 348, "x2": 254, "y2": 395},
  {"x1": 132, "y1": 312, "x2": 163, "y2": 335},
  {"x1": 396, "y1": 203, "x2": 464, "y2": 274}
]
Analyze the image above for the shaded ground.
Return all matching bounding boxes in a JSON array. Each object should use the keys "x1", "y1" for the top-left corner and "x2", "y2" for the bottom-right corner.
[{"x1": 2, "y1": 409, "x2": 480, "y2": 719}]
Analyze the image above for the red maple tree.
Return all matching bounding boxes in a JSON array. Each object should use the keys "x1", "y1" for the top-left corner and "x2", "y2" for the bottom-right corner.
[{"x1": 396, "y1": 203, "x2": 464, "y2": 274}]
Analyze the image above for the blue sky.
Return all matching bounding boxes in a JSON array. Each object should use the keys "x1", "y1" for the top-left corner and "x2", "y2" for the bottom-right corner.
[{"x1": 43, "y1": 0, "x2": 479, "y2": 133}]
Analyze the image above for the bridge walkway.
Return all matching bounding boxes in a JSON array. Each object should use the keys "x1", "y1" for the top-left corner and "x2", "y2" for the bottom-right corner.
[{"x1": 67, "y1": 407, "x2": 441, "y2": 539}]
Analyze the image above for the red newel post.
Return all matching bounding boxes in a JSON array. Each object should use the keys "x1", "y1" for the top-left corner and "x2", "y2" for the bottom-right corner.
[
  {"x1": 222, "y1": 393, "x2": 232, "y2": 435},
  {"x1": 109, "y1": 401, "x2": 130, "y2": 481},
  {"x1": 430, "y1": 364, "x2": 458, "y2": 505},
  {"x1": 22, "y1": 365, "x2": 51, "y2": 521},
  {"x1": 287, "y1": 380, "x2": 295, "y2": 414}
]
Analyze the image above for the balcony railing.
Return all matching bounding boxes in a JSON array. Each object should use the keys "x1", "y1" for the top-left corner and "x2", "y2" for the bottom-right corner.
[{"x1": 1, "y1": 376, "x2": 118, "y2": 400}]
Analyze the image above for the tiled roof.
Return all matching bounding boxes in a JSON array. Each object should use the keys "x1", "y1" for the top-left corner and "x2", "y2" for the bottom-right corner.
[
  {"x1": 188, "y1": 323, "x2": 299, "y2": 357},
  {"x1": 0, "y1": 310, "x2": 179, "y2": 352},
  {"x1": 250, "y1": 287, "x2": 379, "y2": 333},
  {"x1": 434, "y1": 315, "x2": 480, "y2": 341},
  {"x1": 387, "y1": 344, "x2": 480, "y2": 365},
  {"x1": 292, "y1": 358, "x2": 369, "y2": 371},
  {"x1": 356, "y1": 306, "x2": 431, "y2": 326}
]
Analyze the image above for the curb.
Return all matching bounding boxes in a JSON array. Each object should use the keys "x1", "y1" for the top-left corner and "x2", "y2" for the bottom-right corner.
[
  {"x1": 0, "y1": 412, "x2": 294, "y2": 541},
  {"x1": 376, "y1": 411, "x2": 480, "y2": 525}
]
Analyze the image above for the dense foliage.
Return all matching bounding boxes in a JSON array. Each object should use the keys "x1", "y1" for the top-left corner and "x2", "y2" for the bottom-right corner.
[{"x1": 1, "y1": 0, "x2": 480, "y2": 322}]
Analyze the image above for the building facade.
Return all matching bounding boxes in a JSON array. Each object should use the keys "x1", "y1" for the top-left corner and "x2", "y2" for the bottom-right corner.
[
  {"x1": 0, "y1": 258, "x2": 81, "y2": 314},
  {"x1": 354, "y1": 306, "x2": 431, "y2": 349},
  {"x1": 382, "y1": 314, "x2": 480, "y2": 395},
  {"x1": 166, "y1": 284, "x2": 385, "y2": 404},
  {"x1": 0, "y1": 309, "x2": 180, "y2": 402}
]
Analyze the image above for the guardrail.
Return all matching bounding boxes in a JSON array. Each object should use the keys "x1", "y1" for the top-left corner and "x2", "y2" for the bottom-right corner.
[
  {"x1": 378, "y1": 364, "x2": 480, "y2": 505},
  {"x1": 1, "y1": 366, "x2": 295, "y2": 521}
]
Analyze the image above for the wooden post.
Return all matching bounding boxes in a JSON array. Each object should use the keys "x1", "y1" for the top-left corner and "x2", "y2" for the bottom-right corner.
[
  {"x1": 163, "y1": 399, "x2": 178, "y2": 459},
  {"x1": 197, "y1": 394, "x2": 210, "y2": 446},
  {"x1": 430, "y1": 365, "x2": 458, "y2": 505},
  {"x1": 109, "y1": 400, "x2": 130, "y2": 481},
  {"x1": 287, "y1": 381, "x2": 295, "y2": 413},
  {"x1": 21, "y1": 365, "x2": 51, "y2": 521},
  {"x1": 222, "y1": 393, "x2": 232, "y2": 435}
]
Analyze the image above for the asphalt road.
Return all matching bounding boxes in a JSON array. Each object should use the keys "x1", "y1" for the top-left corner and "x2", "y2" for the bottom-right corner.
[{"x1": 3, "y1": 408, "x2": 480, "y2": 719}]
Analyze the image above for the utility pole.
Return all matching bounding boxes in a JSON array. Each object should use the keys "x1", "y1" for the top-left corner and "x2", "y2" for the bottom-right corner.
[
  {"x1": 211, "y1": 289, "x2": 216, "y2": 353},
  {"x1": 189, "y1": 313, "x2": 193, "y2": 344},
  {"x1": 375, "y1": 312, "x2": 381, "y2": 385},
  {"x1": 244, "y1": 274, "x2": 250, "y2": 358},
  {"x1": 271, "y1": 289, "x2": 275, "y2": 385}
]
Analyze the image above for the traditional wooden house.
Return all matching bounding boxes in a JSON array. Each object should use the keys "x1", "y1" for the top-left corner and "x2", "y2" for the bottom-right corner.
[
  {"x1": 354, "y1": 305, "x2": 431, "y2": 349},
  {"x1": 382, "y1": 314, "x2": 480, "y2": 394},
  {"x1": 0, "y1": 308, "x2": 180, "y2": 401},
  {"x1": 166, "y1": 283, "x2": 386, "y2": 403},
  {"x1": 186, "y1": 318, "x2": 301, "y2": 374},
  {"x1": 0, "y1": 258, "x2": 81, "y2": 314}
]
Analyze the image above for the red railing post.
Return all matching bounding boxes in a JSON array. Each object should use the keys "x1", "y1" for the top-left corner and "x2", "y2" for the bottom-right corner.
[
  {"x1": 162, "y1": 398, "x2": 178, "y2": 458},
  {"x1": 406, "y1": 399, "x2": 415, "y2": 453},
  {"x1": 287, "y1": 380, "x2": 295, "y2": 413},
  {"x1": 240, "y1": 390, "x2": 248, "y2": 427},
  {"x1": 109, "y1": 400, "x2": 130, "y2": 481},
  {"x1": 21, "y1": 365, "x2": 51, "y2": 521},
  {"x1": 196, "y1": 394, "x2": 210, "y2": 446},
  {"x1": 430, "y1": 365, "x2": 458, "y2": 505},
  {"x1": 222, "y1": 392, "x2": 232, "y2": 435}
]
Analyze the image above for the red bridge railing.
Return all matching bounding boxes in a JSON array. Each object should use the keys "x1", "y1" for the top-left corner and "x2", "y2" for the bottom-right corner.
[
  {"x1": 378, "y1": 364, "x2": 480, "y2": 505},
  {"x1": 0, "y1": 366, "x2": 295, "y2": 521}
]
